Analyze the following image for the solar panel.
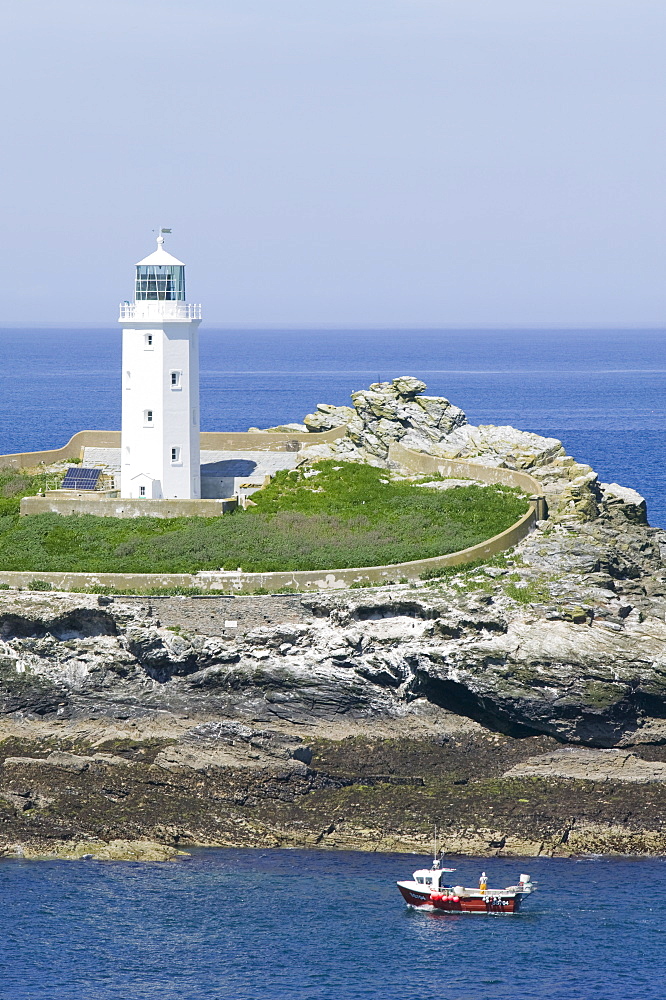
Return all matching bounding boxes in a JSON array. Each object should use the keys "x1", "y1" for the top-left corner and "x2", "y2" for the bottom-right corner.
[{"x1": 61, "y1": 467, "x2": 102, "y2": 490}]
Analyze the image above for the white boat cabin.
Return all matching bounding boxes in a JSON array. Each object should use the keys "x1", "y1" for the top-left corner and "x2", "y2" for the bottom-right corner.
[
  {"x1": 411, "y1": 861, "x2": 457, "y2": 891},
  {"x1": 406, "y1": 861, "x2": 534, "y2": 898}
]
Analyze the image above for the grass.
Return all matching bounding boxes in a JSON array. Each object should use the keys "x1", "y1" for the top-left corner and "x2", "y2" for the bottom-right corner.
[
  {"x1": 0, "y1": 461, "x2": 529, "y2": 575},
  {"x1": 503, "y1": 577, "x2": 553, "y2": 604},
  {"x1": 0, "y1": 468, "x2": 63, "y2": 517}
]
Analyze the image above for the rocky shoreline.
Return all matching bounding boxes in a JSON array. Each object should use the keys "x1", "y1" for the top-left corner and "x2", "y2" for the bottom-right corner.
[{"x1": 2, "y1": 379, "x2": 666, "y2": 860}]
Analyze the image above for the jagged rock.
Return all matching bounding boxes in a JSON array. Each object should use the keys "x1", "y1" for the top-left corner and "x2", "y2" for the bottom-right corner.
[
  {"x1": 391, "y1": 376, "x2": 427, "y2": 398},
  {"x1": 600, "y1": 483, "x2": 648, "y2": 524},
  {"x1": 0, "y1": 386, "x2": 663, "y2": 858},
  {"x1": 1, "y1": 376, "x2": 665, "y2": 856},
  {"x1": 123, "y1": 627, "x2": 199, "y2": 678},
  {"x1": 303, "y1": 404, "x2": 355, "y2": 433},
  {"x1": 434, "y1": 424, "x2": 565, "y2": 470},
  {"x1": 407, "y1": 614, "x2": 666, "y2": 745},
  {"x1": 344, "y1": 380, "x2": 467, "y2": 460},
  {"x1": 0, "y1": 599, "x2": 118, "y2": 641}
]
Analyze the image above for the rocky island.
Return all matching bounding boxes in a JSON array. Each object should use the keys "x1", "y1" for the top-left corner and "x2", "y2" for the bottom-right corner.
[{"x1": 2, "y1": 378, "x2": 666, "y2": 860}]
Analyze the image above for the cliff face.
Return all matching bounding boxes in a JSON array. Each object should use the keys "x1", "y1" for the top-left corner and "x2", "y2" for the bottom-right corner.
[{"x1": 2, "y1": 381, "x2": 666, "y2": 859}]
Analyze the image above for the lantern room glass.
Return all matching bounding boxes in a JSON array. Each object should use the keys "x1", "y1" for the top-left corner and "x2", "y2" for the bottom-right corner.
[{"x1": 135, "y1": 264, "x2": 185, "y2": 301}]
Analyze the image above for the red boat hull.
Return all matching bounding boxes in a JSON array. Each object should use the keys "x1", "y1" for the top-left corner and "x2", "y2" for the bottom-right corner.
[{"x1": 398, "y1": 885, "x2": 521, "y2": 913}]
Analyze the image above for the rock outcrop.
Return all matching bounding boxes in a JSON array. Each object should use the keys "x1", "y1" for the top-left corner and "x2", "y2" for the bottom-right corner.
[
  {"x1": 303, "y1": 404, "x2": 355, "y2": 433},
  {"x1": 504, "y1": 748, "x2": 666, "y2": 783},
  {"x1": 600, "y1": 483, "x2": 649, "y2": 525},
  {"x1": 2, "y1": 838, "x2": 186, "y2": 861},
  {"x1": 303, "y1": 378, "x2": 465, "y2": 461},
  {"x1": 299, "y1": 378, "x2": 609, "y2": 521}
]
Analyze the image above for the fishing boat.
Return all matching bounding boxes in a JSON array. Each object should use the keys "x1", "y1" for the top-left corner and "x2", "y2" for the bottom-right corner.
[{"x1": 397, "y1": 855, "x2": 535, "y2": 914}]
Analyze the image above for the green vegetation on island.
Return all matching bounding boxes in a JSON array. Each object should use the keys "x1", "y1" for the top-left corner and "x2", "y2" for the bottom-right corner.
[
  {"x1": 0, "y1": 461, "x2": 529, "y2": 574},
  {"x1": 0, "y1": 468, "x2": 62, "y2": 518}
]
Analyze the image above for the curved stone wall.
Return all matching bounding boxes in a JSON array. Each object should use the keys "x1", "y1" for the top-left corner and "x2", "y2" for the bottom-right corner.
[
  {"x1": 0, "y1": 425, "x2": 347, "y2": 470},
  {"x1": 387, "y1": 442, "x2": 548, "y2": 520},
  {"x1": 0, "y1": 442, "x2": 543, "y2": 593},
  {"x1": 0, "y1": 505, "x2": 537, "y2": 594},
  {"x1": 0, "y1": 430, "x2": 122, "y2": 470},
  {"x1": 387, "y1": 441, "x2": 544, "y2": 495}
]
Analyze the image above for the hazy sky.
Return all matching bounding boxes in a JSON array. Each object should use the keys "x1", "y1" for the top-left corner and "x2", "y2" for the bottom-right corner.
[{"x1": 2, "y1": 0, "x2": 665, "y2": 326}]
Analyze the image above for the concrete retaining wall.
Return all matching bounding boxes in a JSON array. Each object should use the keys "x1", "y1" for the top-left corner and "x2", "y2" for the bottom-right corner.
[
  {"x1": 388, "y1": 442, "x2": 548, "y2": 520},
  {"x1": 192, "y1": 504, "x2": 537, "y2": 592},
  {"x1": 0, "y1": 504, "x2": 536, "y2": 593},
  {"x1": 388, "y1": 441, "x2": 543, "y2": 492},
  {"x1": 19, "y1": 496, "x2": 237, "y2": 518},
  {"x1": 200, "y1": 426, "x2": 346, "y2": 451},
  {"x1": 0, "y1": 431, "x2": 121, "y2": 470},
  {"x1": 0, "y1": 570, "x2": 198, "y2": 592},
  {"x1": 0, "y1": 425, "x2": 347, "y2": 470}
]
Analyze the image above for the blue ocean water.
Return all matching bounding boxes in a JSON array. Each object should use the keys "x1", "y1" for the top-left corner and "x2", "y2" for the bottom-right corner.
[
  {"x1": 1, "y1": 848, "x2": 665, "y2": 1000},
  {"x1": 0, "y1": 327, "x2": 664, "y2": 524}
]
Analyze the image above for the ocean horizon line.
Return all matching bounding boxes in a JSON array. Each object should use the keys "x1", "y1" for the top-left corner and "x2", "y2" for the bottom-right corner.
[{"x1": 1, "y1": 322, "x2": 665, "y2": 333}]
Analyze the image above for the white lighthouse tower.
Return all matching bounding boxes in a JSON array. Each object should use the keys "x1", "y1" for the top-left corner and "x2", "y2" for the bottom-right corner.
[{"x1": 119, "y1": 233, "x2": 201, "y2": 500}]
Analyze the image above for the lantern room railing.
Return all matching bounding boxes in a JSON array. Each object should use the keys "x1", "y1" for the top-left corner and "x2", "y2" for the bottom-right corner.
[{"x1": 119, "y1": 301, "x2": 202, "y2": 321}]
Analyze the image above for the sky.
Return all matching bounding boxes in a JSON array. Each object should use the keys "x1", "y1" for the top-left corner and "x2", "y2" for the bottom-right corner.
[{"x1": 1, "y1": 0, "x2": 665, "y2": 327}]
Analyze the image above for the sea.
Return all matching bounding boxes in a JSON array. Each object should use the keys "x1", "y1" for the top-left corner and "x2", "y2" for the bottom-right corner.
[
  {"x1": 0, "y1": 326, "x2": 665, "y2": 998},
  {"x1": 1, "y1": 848, "x2": 666, "y2": 1000},
  {"x1": 0, "y1": 326, "x2": 664, "y2": 524}
]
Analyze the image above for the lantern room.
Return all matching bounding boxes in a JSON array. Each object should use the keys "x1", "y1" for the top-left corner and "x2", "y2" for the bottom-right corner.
[{"x1": 135, "y1": 235, "x2": 185, "y2": 300}]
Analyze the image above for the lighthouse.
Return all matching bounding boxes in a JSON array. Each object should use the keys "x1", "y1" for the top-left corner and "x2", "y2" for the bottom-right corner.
[{"x1": 119, "y1": 233, "x2": 201, "y2": 500}]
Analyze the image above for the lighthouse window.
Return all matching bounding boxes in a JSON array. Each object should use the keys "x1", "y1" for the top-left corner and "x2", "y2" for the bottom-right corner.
[
  {"x1": 144, "y1": 409, "x2": 153, "y2": 426},
  {"x1": 171, "y1": 447, "x2": 181, "y2": 463},
  {"x1": 144, "y1": 334, "x2": 154, "y2": 350},
  {"x1": 135, "y1": 264, "x2": 185, "y2": 301},
  {"x1": 170, "y1": 370, "x2": 181, "y2": 388}
]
